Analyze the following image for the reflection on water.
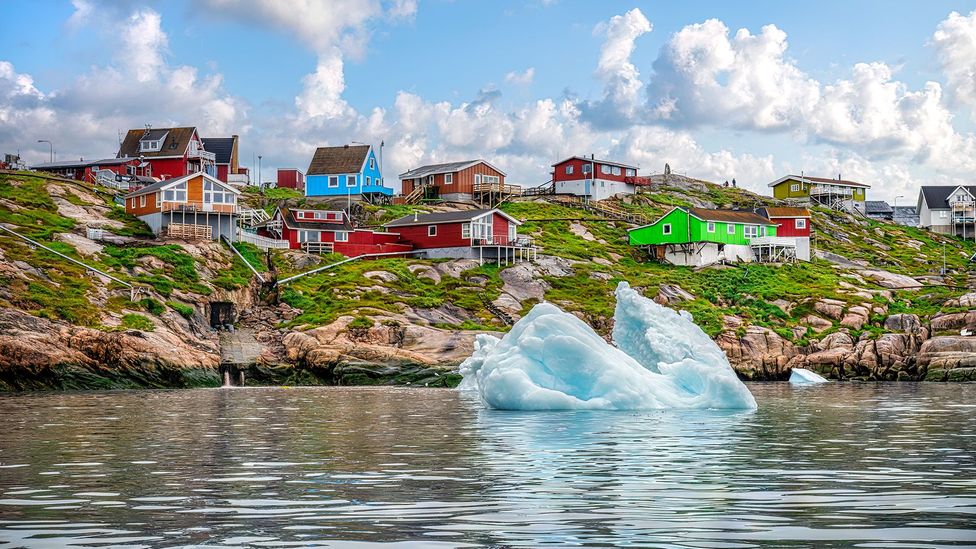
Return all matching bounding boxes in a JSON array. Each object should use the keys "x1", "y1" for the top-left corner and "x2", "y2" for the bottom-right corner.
[{"x1": 1, "y1": 384, "x2": 975, "y2": 547}]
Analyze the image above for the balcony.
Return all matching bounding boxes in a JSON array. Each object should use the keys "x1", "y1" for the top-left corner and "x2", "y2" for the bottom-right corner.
[
  {"x1": 226, "y1": 173, "x2": 251, "y2": 186},
  {"x1": 188, "y1": 149, "x2": 216, "y2": 162},
  {"x1": 749, "y1": 236, "x2": 797, "y2": 247},
  {"x1": 809, "y1": 186, "x2": 854, "y2": 197},
  {"x1": 161, "y1": 200, "x2": 238, "y2": 214}
]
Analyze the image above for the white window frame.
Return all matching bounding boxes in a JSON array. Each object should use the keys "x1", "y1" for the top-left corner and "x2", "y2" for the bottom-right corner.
[
  {"x1": 328, "y1": 176, "x2": 339, "y2": 188},
  {"x1": 444, "y1": 173, "x2": 453, "y2": 185},
  {"x1": 796, "y1": 218, "x2": 807, "y2": 229},
  {"x1": 791, "y1": 183, "x2": 800, "y2": 192},
  {"x1": 601, "y1": 164, "x2": 611, "y2": 175},
  {"x1": 612, "y1": 166, "x2": 621, "y2": 176},
  {"x1": 566, "y1": 165, "x2": 574, "y2": 175},
  {"x1": 346, "y1": 174, "x2": 356, "y2": 187},
  {"x1": 461, "y1": 223, "x2": 471, "y2": 239},
  {"x1": 707, "y1": 222, "x2": 715, "y2": 233},
  {"x1": 727, "y1": 224, "x2": 736, "y2": 235},
  {"x1": 365, "y1": 176, "x2": 371, "y2": 187},
  {"x1": 369, "y1": 157, "x2": 375, "y2": 170},
  {"x1": 582, "y1": 164, "x2": 592, "y2": 174},
  {"x1": 155, "y1": 193, "x2": 160, "y2": 208},
  {"x1": 626, "y1": 168, "x2": 636, "y2": 177},
  {"x1": 940, "y1": 210, "x2": 948, "y2": 218},
  {"x1": 139, "y1": 195, "x2": 146, "y2": 207},
  {"x1": 428, "y1": 225, "x2": 437, "y2": 237},
  {"x1": 334, "y1": 231, "x2": 349, "y2": 242},
  {"x1": 662, "y1": 223, "x2": 672, "y2": 235},
  {"x1": 744, "y1": 225, "x2": 759, "y2": 238}
]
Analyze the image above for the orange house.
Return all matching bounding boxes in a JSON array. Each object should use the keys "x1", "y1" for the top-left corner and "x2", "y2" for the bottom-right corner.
[{"x1": 123, "y1": 172, "x2": 240, "y2": 241}]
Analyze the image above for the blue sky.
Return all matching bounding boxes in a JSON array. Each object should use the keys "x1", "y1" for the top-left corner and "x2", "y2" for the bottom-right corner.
[{"x1": 2, "y1": 0, "x2": 976, "y2": 199}]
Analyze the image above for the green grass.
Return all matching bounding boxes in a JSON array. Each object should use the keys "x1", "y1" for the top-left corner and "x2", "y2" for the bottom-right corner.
[
  {"x1": 166, "y1": 300, "x2": 195, "y2": 319},
  {"x1": 139, "y1": 297, "x2": 165, "y2": 315},
  {"x1": 121, "y1": 313, "x2": 155, "y2": 331},
  {"x1": 102, "y1": 245, "x2": 210, "y2": 296}
]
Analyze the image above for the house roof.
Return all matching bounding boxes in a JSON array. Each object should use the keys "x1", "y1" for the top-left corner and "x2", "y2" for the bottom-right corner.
[
  {"x1": 398, "y1": 159, "x2": 506, "y2": 179},
  {"x1": 551, "y1": 156, "x2": 638, "y2": 170},
  {"x1": 864, "y1": 200, "x2": 894, "y2": 214},
  {"x1": 687, "y1": 207, "x2": 775, "y2": 225},
  {"x1": 384, "y1": 208, "x2": 520, "y2": 227},
  {"x1": 31, "y1": 158, "x2": 132, "y2": 170},
  {"x1": 307, "y1": 144, "x2": 370, "y2": 175},
  {"x1": 919, "y1": 185, "x2": 976, "y2": 210},
  {"x1": 118, "y1": 127, "x2": 198, "y2": 158},
  {"x1": 278, "y1": 207, "x2": 354, "y2": 231},
  {"x1": 768, "y1": 174, "x2": 871, "y2": 188},
  {"x1": 757, "y1": 206, "x2": 811, "y2": 219},
  {"x1": 123, "y1": 171, "x2": 240, "y2": 199},
  {"x1": 893, "y1": 206, "x2": 917, "y2": 216},
  {"x1": 201, "y1": 137, "x2": 235, "y2": 165}
]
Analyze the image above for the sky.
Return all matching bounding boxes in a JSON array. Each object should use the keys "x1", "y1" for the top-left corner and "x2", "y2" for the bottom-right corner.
[{"x1": 2, "y1": 0, "x2": 976, "y2": 201}]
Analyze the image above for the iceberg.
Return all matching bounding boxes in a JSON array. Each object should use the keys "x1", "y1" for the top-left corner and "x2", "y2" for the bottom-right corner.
[
  {"x1": 789, "y1": 368, "x2": 830, "y2": 384},
  {"x1": 459, "y1": 282, "x2": 757, "y2": 411}
]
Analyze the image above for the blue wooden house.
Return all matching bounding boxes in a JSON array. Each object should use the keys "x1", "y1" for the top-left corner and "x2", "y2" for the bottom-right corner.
[{"x1": 305, "y1": 144, "x2": 392, "y2": 203}]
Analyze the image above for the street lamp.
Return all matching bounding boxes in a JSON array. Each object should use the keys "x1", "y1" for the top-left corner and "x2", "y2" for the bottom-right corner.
[
  {"x1": 37, "y1": 140, "x2": 53, "y2": 163},
  {"x1": 258, "y1": 155, "x2": 263, "y2": 192}
]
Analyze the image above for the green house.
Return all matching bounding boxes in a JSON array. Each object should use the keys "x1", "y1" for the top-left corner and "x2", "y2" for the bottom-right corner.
[
  {"x1": 629, "y1": 207, "x2": 783, "y2": 266},
  {"x1": 768, "y1": 174, "x2": 869, "y2": 210}
]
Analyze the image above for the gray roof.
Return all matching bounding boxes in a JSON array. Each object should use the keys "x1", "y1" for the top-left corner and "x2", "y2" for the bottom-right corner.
[
  {"x1": 32, "y1": 158, "x2": 128, "y2": 169},
  {"x1": 919, "y1": 186, "x2": 976, "y2": 209},
  {"x1": 893, "y1": 206, "x2": 917, "y2": 216},
  {"x1": 864, "y1": 200, "x2": 893, "y2": 214},
  {"x1": 385, "y1": 209, "x2": 497, "y2": 227},
  {"x1": 142, "y1": 129, "x2": 169, "y2": 141},
  {"x1": 201, "y1": 137, "x2": 235, "y2": 164},
  {"x1": 399, "y1": 160, "x2": 482, "y2": 179}
]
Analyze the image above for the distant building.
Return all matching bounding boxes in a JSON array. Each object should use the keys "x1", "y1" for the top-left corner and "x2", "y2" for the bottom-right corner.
[
  {"x1": 629, "y1": 207, "x2": 790, "y2": 266},
  {"x1": 123, "y1": 172, "x2": 239, "y2": 241},
  {"x1": 201, "y1": 135, "x2": 248, "y2": 186},
  {"x1": 117, "y1": 127, "x2": 215, "y2": 180},
  {"x1": 276, "y1": 169, "x2": 305, "y2": 192},
  {"x1": 305, "y1": 144, "x2": 391, "y2": 202},
  {"x1": 864, "y1": 200, "x2": 894, "y2": 220},
  {"x1": 31, "y1": 157, "x2": 149, "y2": 185},
  {"x1": 768, "y1": 174, "x2": 869, "y2": 212},
  {"x1": 551, "y1": 155, "x2": 639, "y2": 201},
  {"x1": 917, "y1": 185, "x2": 976, "y2": 238},
  {"x1": 893, "y1": 206, "x2": 918, "y2": 227},
  {"x1": 755, "y1": 206, "x2": 812, "y2": 261},
  {"x1": 399, "y1": 160, "x2": 508, "y2": 202}
]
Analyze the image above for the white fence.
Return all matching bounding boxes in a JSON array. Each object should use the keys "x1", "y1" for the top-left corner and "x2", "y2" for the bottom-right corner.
[{"x1": 237, "y1": 229, "x2": 289, "y2": 250}]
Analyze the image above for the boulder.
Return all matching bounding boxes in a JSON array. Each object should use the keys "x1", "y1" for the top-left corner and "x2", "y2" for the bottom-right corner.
[
  {"x1": 814, "y1": 298, "x2": 845, "y2": 320},
  {"x1": 800, "y1": 314, "x2": 833, "y2": 333},
  {"x1": 931, "y1": 312, "x2": 976, "y2": 333},
  {"x1": 592, "y1": 257, "x2": 613, "y2": 266},
  {"x1": 408, "y1": 264, "x2": 441, "y2": 284},
  {"x1": 840, "y1": 306, "x2": 870, "y2": 329},
  {"x1": 654, "y1": 284, "x2": 694, "y2": 305},
  {"x1": 859, "y1": 269, "x2": 920, "y2": 289},
  {"x1": 500, "y1": 264, "x2": 549, "y2": 302},
  {"x1": 919, "y1": 336, "x2": 976, "y2": 380},
  {"x1": 434, "y1": 259, "x2": 481, "y2": 279},
  {"x1": 364, "y1": 270, "x2": 398, "y2": 283},
  {"x1": 884, "y1": 313, "x2": 922, "y2": 333},
  {"x1": 716, "y1": 326, "x2": 796, "y2": 380},
  {"x1": 569, "y1": 222, "x2": 596, "y2": 241}
]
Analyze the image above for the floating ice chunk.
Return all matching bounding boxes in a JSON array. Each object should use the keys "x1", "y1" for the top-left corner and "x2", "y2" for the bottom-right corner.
[
  {"x1": 789, "y1": 368, "x2": 830, "y2": 384},
  {"x1": 459, "y1": 282, "x2": 756, "y2": 411}
]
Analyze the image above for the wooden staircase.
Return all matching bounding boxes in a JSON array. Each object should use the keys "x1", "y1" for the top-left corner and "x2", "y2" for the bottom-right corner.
[
  {"x1": 543, "y1": 195, "x2": 648, "y2": 226},
  {"x1": 401, "y1": 185, "x2": 426, "y2": 205}
]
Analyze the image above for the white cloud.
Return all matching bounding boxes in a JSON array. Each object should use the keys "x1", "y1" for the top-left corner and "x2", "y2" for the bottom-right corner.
[
  {"x1": 932, "y1": 10, "x2": 976, "y2": 112},
  {"x1": 584, "y1": 8, "x2": 652, "y2": 125},
  {"x1": 505, "y1": 67, "x2": 535, "y2": 86}
]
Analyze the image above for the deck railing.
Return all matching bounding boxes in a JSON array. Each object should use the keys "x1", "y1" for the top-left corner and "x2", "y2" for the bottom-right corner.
[
  {"x1": 162, "y1": 201, "x2": 238, "y2": 214},
  {"x1": 474, "y1": 182, "x2": 523, "y2": 195},
  {"x1": 301, "y1": 241, "x2": 334, "y2": 254},
  {"x1": 237, "y1": 229, "x2": 289, "y2": 250}
]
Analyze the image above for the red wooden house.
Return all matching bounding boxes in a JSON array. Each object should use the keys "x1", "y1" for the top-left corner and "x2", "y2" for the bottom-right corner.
[
  {"x1": 399, "y1": 160, "x2": 506, "y2": 202},
  {"x1": 384, "y1": 208, "x2": 530, "y2": 263},
  {"x1": 756, "y1": 206, "x2": 812, "y2": 261},
  {"x1": 260, "y1": 207, "x2": 411, "y2": 256},
  {"x1": 201, "y1": 135, "x2": 248, "y2": 186},
  {"x1": 551, "y1": 155, "x2": 639, "y2": 201},
  {"x1": 277, "y1": 168, "x2": 306, "y2": 192},
  {"x1": 117, "y1": 127, "x2": 216, "y2": 180}
]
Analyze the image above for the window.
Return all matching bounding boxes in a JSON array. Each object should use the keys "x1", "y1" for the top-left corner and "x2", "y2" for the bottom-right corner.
[
  {"x1": 707, "y1": 222, "x2": 715, "y2": 233},
  {"x1": 163, "y1": 181, "x2": 187, "y2": 202},
  {"x1": 796, "y1": 218, "x2": 807, "y2": 229},
  {"x1": 129, "y1": 198, "x2": 135, "y2": 208},
  {"x1": 791, "y1": 183, "x2": 800, "y2": 192},
  {"x1": 365, "y1": 176, "x2": 371, "y2": 187},
  {"x1": 334, "y1": 231, "x2": 348, "y2": 242},
  {"x1": 328, "y1": 176, "x2": 339, "y2": 188},
  {"x1": 508, "y1": 224, "x2": 516, "y2": 242},
  {"x1": 444, "y1": 173, "x2": 453, "y2": 185},
  {"x1": 626, "y1": 169, "x2": 636, "y2": 177},
  {"x1": 662, "y1": 223, "x2": 672, "y2": 235},
  {"x1": 481, "y1": 175, "x2": 500, "y2": 185},
  {"x1": 940, "y1": 210, "x2": 948, "y2": 218},
  {"x1": 139, "y1": 140, "x2": 160, "y2": 152},
  {"x1": 744, "y1": 225, "x2": 759, "y2": 238},
  {"x1": 727, "y1": 224, "x2": 735, "y2": 234},
  {"x1": 611, "y1": 166, "x2": 621, "y2": 176},
  {"x1": 582, "y1": 164, "x2": 592, "y2": 174},
  {"x1": 428, "y1": 225, "x2": 437, "y2": 237},
  {"x1": 139, "y1": 195, "x2": 146, "y2": 207},
  {"x1": 566, "y1": 165, "x2": 574, "y2": 175},
  {"x1": 346, "y1": 175, "x2": 356, "y2": 187},
  {"x1": 601, "y1": 164, "x2": 611, "y2": 175},
  {"x1": 461, "y1": 223, "x2": 471, "y2": 239},
  {"x1": 369, "y1": 157, "x2": 375, "y2": 170}
]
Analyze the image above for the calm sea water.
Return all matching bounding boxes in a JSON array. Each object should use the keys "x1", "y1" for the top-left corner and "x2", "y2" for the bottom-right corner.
[{"x1": 1, "y1": 384, "x2": 975, "y2": 548}]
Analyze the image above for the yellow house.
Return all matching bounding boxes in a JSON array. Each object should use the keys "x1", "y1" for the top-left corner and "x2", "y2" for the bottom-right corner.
[{"x1": 768, "y1": 174, "x2": 869, "y2": 212}]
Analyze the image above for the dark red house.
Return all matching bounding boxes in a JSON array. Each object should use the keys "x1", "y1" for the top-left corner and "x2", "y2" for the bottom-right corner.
[
  {"x1": 551, "y1": 155, "x2": 639, "y2": 201},
  {"x1": 117, "y1": 127, "x2": 216, "y2": 181},
  {"x1": 757, "y1": 206, "x2": 811, "y2": 237},
  {"x1": 399, "y1": 159, "x2": 506, "y2": 202},
  {"x1": 260, "y1": 207, "x2": 410, "y2": 256},
  {"x1": 201, "y1": 135, "x2": 248, "y2": 185},
  {"x1": 384, "y1": 208, "x2": 526, "y2": 262},
  {"x1": 277, "y1": 168, "x2": 305, "y2": 192}
]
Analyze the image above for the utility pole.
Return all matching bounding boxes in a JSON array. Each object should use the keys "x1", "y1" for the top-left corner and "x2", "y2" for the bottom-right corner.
[
  {"x1": 258, "y1": 155, "x2": 263, "y2": 192},
  {"x1": 37, "y1": 140, "x2": 53, "y2": 163},
  {"x1": 943, "y1": 241, "x2": 947, "y2": 276}
]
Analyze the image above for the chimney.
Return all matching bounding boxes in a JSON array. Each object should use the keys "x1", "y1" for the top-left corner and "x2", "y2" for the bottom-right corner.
[{"x1": 838, "y1": 173, "x2": 842, "y2": 181}]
